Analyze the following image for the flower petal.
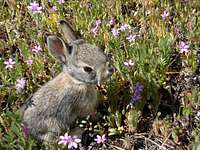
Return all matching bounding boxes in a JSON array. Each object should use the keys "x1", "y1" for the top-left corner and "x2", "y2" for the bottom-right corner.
[{"x1": 74, "y1": 138, "x2": 81, "y2": 143}]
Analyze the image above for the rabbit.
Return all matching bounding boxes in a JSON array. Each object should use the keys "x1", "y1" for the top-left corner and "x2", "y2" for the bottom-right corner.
[{"x1": 21, "y1": 20, "x2": 114, "y2": 145}]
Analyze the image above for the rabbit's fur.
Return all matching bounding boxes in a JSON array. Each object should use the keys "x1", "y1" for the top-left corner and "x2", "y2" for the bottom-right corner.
[{"x1": 21, "y1": 20, "x2": 114, "y2": 144}]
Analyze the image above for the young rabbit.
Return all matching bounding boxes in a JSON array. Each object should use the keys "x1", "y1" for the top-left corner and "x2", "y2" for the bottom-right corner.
[{"x1": 21, "y1": 20, "x2": 114, "y2": 144}]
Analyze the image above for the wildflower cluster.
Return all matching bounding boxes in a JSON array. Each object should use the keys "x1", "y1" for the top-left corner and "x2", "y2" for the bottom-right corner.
[
  {"x1": 90, "y1": 18, "x2": 137, "y2": 44},
  {"x1": 0, "y1": 1, "x2": 198, "y2": 149},
  {"x1": 3, "y1": 43, "x2": 42, "y2": 91},
  {"x1": 111, "y1": 23, "x2": 136, "y2": 43},
  {"x1": 28, "y1": 0, "x2": 64, "y2": 14},
  {"x1": 58, "y1": 133, "x2": 81, "y2": 149}
]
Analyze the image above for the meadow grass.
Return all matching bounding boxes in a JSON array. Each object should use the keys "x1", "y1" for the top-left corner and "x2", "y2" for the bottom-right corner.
[{"x1": 0, "y1": 0, "x2": 199, "y2": 149}]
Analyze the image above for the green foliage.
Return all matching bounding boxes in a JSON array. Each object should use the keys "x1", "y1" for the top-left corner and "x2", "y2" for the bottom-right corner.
[
  {"x1": 192, "y1": 131, "x2": 200, "y2": 150},
  {"x1": 0, "y1": 111, "x2": 37, "y2": 150},
  {"x1": 192, "y1": 88, "x2": 200, "y2": 104}
]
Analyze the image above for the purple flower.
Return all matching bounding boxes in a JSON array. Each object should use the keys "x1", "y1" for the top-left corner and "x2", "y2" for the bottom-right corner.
[
  {"x1": 95, "y1": 19, "x2": 101, "y2": 26},
  {"x1": 134, "y1": 82, "x2": 144, "y2": 92},
  {"x1": 91, "y1": 26, "x2": 99, "y2": 36},
  {"x1": 4, "y1": 58, "x2": 15, "y2": 69},
  {"x1": 58, "y1": 133, "x2": 72, "y2": 146},
  {"x1": 58, "y1": 133, "x2": 71, "y2": 145},
  {"x1": 124, "y1": 59, "x2": 135, "y2": 70},
  {"x1": 111, "y1": 28, "x2": 120, "y2": 37},
  {"x1": 27, "y1": 1, "x2": 42, "y2": 14},
  {"x1": 94, "y1": 134, "x2": 107, "y2": 144},
  {"x1": 132, "y1": 82, "x2": 144, "y2": 103},
  {"x1": 58, "y1": 133, "x2": 81, "y2": 149},
  {"x1": 161, "y1": 10, "x2": 169, "y2": 20},
  {"x1": 132, "y1": 93, "x2": 142, "y2": 102},
  {"x1": 16, "y1": 78, "x2": 26, "y2": 90},
  {"x1": 21, "y1": 123, "x2": 31, "y2": 137},
  {"x1": 178, "y1": 41, "x2": 190, "y2": 53},
  {"x1": 91, "y1": 19, "x2": 101, "y2": 36},
  {"x1": 31, "y1": 44, "x2": 42, "y2": 53},
  {"x1": 126, "y1": 34, "x2": 136, "y2": 43},
  {"x1": 58, "y1": 0, "x2": 65, "y2": 4},
  {"x1": 120, "y1": 23, "x2": 130, "y2": 31},
  {"x1": 68, "y1": 137, "x2": 81, "y2": 149},
  {"x1": 26, "y1": 58, "x2": 33, "y2": 66},
  {"x1": 51, "y1": 6, "x2": 57, "y2": 11}
]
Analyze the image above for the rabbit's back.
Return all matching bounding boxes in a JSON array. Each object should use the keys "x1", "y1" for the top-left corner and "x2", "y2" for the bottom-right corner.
[{"x1": 23, "y1": 72, "x2": 97, "y2": 131}]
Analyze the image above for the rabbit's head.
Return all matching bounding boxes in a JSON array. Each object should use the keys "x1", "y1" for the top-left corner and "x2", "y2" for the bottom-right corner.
[{"x1": 47, "y1": 20, "x2": 114, "y2": 85}]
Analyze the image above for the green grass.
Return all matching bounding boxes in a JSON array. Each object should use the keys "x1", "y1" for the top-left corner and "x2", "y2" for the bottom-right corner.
[{"x1": 0, "y1": 0, "x2": 200, "y2": 149}]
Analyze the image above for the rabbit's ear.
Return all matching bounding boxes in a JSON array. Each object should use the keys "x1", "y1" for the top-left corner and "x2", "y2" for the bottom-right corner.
[
  {"x1": 47, "y1": 35, "x2": 69, "y2": 64},
  {"x1": 59, "y1": 20, "x2": 76, "y2": 43}
]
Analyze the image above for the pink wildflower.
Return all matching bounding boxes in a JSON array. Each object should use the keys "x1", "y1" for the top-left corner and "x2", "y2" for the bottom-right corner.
[
  {"x1": 91, "y1": 26, "x2": 99, "y2": 36},
  {"x1": 126, "y1": 34, "x2": 136, "y2": 43},
  {"x1": 4, "y1": 58, "x2": 15, "y2": 69},
  {"x1": 111, "y1": 28, "x2": 120, "y2": 37},
  {"x1": 91, "y1": 19, "x2": 101, "y2": 36},
  {"x1": 16, "y1": 78, "x2": 26, "y2": 90},
  {"x1": 26, "y1": 58, "x2": 33, "y2": 66},
  {"x1": 161, "y1": 10, "x2": 169, "y2": 20},
  {"x1": 58, "y1": 0, "x2": 65, "y2": 4},
  {"x1": 94, "y1": 134, "x2": 107, "y2": 144},
  {"x1": 31, "y1": 44, "x2": 42, "y2": 53},
  {"x1": 51, "y1": 6, "x2": 57, "y2": 11},
  {"x1": 27, "y1": 1, "x2": 42, "y2": 14},
  {"x1": 95, "y1": 19, "x2": 101, "y2": 26},
  {"x1": 58, "y1": 133, "x2": 81, "y2": 149},
  {"x1": 178, "y1": 41, "x2": 190, "y2": 53},
  {"x1": 120, "y1": 23, "x2": 130, "y2": 31}
]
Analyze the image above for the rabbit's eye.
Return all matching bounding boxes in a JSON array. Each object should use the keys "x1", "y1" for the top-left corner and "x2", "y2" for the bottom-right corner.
[{"x1": 83, "y1": 66, "x2": 93, "y2": 73}]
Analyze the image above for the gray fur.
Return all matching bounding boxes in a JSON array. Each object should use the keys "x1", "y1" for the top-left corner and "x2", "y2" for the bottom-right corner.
[{"x1": 21, "y1": 20, "x2": 114, "y2": 145}]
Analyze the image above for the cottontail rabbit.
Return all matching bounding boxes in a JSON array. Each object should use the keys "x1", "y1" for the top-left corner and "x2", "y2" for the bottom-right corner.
[{"x1": 21, "y1": 20, "x2": 114, "y2": 144}]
